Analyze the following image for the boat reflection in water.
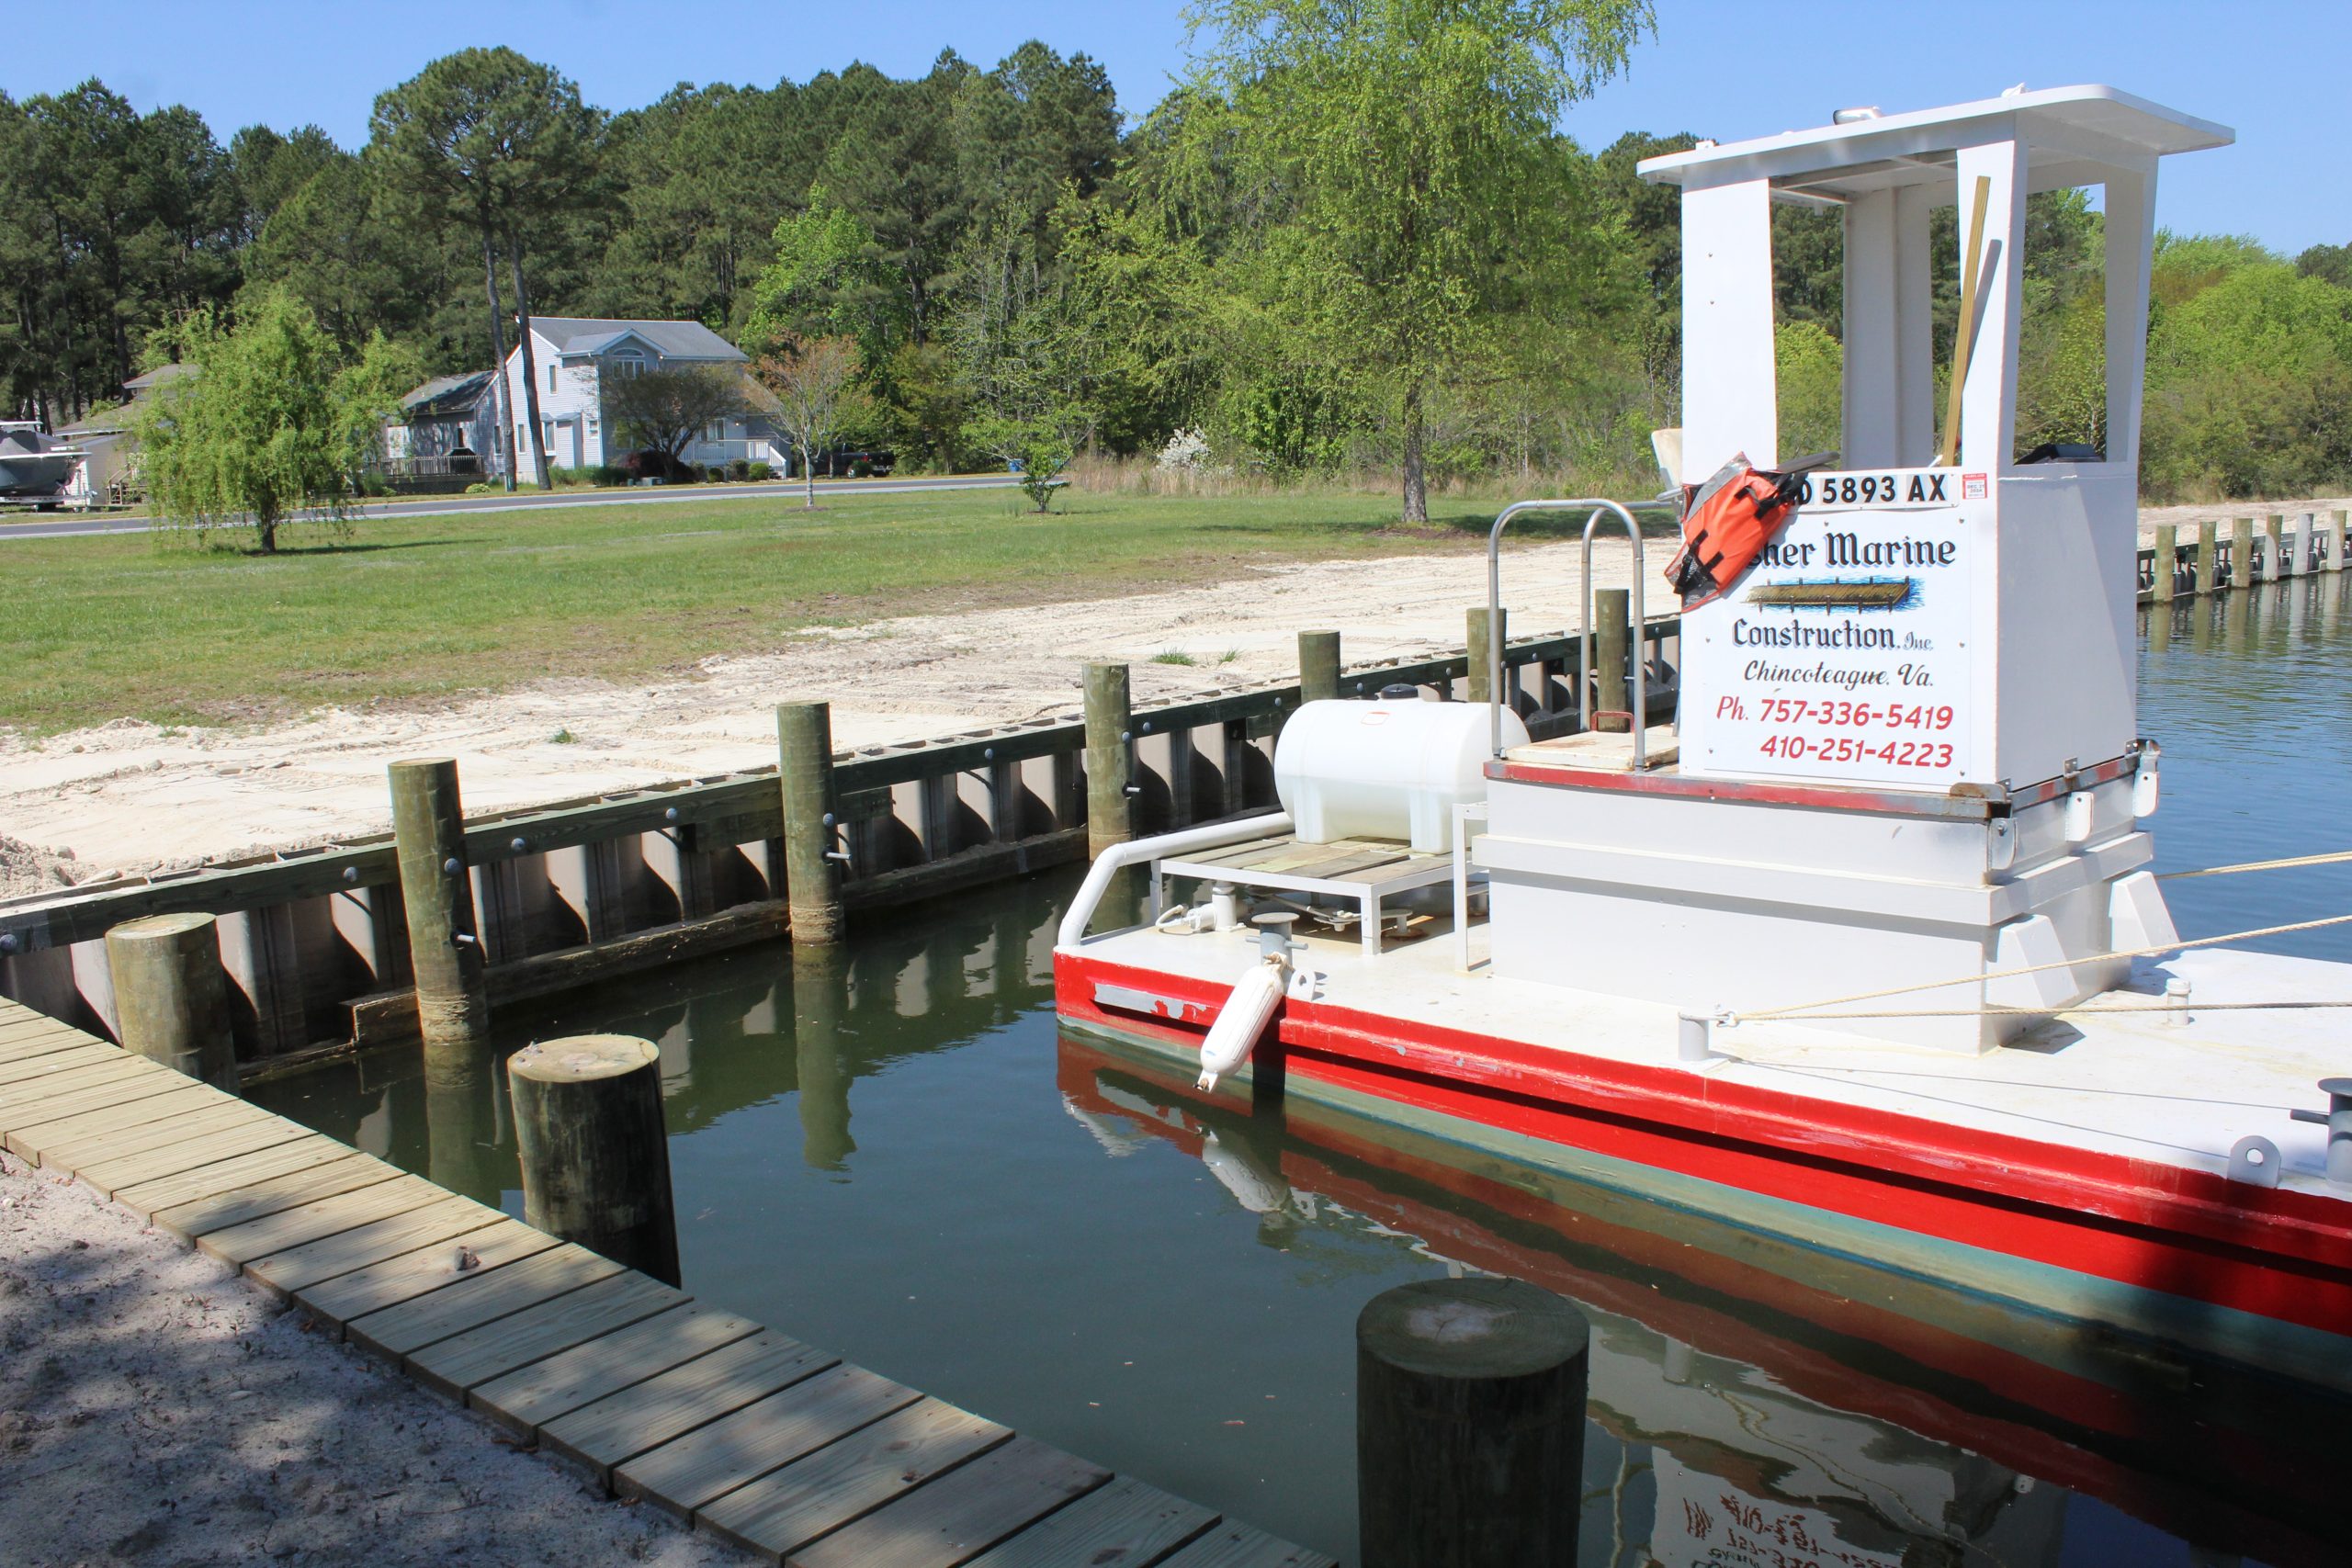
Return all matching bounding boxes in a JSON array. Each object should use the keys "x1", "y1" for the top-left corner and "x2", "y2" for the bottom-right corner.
[{"x1": 1057, "y1": 1028, "x2": 2341, "y2": 1568}]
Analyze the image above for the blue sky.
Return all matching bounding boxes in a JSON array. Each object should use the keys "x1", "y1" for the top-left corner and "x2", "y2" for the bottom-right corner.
[{"x1": 4, "y1": 1, "x2": 2342, "y2": 254}]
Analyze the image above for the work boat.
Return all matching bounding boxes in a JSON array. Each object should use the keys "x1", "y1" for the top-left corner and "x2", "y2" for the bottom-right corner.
[{"x1": 1055, "y1": 87, "x2": 2352, "y2": 1398}]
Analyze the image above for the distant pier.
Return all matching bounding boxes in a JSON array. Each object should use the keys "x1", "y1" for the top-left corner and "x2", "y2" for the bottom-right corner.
[{"x1": 2141, "y1": 510, "x2": 2347, "y2": 601}]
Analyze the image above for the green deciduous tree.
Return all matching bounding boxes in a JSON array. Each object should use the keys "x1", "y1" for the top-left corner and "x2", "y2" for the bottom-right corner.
[
  {"x1": 952, "y1": 205, "x2": 1112, "y2": 482},
  {"x1": 604, "y1": 364, "x2": 747, "y2": 465},
  {"x1": 1774, "y1": 320, "x2": 1842, "y2": 460},
  {"x1": 744, "y1": 187, "x2": 894, "y2": 354},
  {"x1": 1175, "y1": 0, "x2": 1652, "y2": 522},
  {"x1": 132, "y1": 288, "x2": 412, "y2": 552},
  {"x1": 2142, "y1": 257, "x2": 2352, "y2": 496}
]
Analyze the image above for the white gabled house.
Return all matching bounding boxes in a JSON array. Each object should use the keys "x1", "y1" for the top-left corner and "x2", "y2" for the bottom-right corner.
[{"x1": 501, "y1": 316, "x2": 788, "y2": 472}]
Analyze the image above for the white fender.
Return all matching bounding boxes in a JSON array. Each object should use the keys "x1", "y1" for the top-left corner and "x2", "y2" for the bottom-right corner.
[{"x1": 1197, "y1": 961, "x2": 1286, "y2": 1091}]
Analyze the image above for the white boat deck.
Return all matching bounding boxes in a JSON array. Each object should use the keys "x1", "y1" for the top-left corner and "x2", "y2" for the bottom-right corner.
[{"x1": 1074, "y1": 915, "x2": 2352, "y2": 1200}]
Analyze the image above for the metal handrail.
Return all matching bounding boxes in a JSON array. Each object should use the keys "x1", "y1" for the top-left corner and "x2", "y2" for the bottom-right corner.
[{"x1": 1485, "y1": 498, "x2": 1649, "y2": 764}]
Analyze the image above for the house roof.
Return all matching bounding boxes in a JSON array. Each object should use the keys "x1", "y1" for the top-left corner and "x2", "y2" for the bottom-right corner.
[
  {"x1": 125, "y1": 362, "x2": 198, "y2": 392},
  {"x1": 529, "y1": 317, "x2": 748, "y2": 363},
  {"x1": 401, "y1": 369, "x2": 498, "y2": 418},
  {"x1": 53, "y1": 362, "x2": 198, "y2": 436}
]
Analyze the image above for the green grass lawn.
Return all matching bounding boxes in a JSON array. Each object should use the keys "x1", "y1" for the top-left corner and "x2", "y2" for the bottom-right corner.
[{"x1": 0, "y1": 485, "x2": 1513, "y2": 734}]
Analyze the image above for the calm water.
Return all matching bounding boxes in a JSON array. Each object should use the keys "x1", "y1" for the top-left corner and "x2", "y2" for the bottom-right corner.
[{"x1": 254, "y1": 571, "x2": 2352, "y2": 1566}]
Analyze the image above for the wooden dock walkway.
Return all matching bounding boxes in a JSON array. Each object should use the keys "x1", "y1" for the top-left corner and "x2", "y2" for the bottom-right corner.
[{"x1": 0, "y1": 999, "x2": 1335, "y2": 1568}]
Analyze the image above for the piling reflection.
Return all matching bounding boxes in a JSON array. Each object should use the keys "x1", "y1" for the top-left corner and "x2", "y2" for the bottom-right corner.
[
  {"x1": 420, "y1": 1035, "x2": 497, "y2": 1199},
  {"x1": 791, "y1": 945, "x2": 855, "y2": 1170}
]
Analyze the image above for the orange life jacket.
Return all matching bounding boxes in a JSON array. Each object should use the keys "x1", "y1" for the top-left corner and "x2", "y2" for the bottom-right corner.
[{"x1": 1664, "y1": 453, "x2": 1824, "y2": 610}]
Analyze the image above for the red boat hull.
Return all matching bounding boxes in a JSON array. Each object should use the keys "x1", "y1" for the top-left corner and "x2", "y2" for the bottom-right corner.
[{"x1": 1056, "y1": 950, "x2": 2352, "y2": 1375}]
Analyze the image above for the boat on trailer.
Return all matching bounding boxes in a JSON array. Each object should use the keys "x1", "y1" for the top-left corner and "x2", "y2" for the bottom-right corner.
[
  {"x1": 0, "y1": 420, "x2": 85, "y2": 503},
  {"x1": 1055, "y1": 87, "x2": 2352, "y2": 1398}
]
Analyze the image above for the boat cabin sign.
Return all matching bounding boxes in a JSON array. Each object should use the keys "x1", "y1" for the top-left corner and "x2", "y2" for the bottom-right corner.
[
  {"x1": 1642, "y1": 85, "x2": 2232, "y2": 791},
  {"x1": 1689, "y1": 465, "x2": 1973, "y2": 786}
]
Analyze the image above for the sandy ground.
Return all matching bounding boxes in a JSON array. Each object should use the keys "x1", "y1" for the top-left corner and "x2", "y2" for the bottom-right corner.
[
  {"x1": 3, "y1": 495, "x2": 2343, "y2": 897},
  {"x1": 0, "y1": 538, "x2": 1648, "y2": 892},
  {"x1": 0, "y1": 1149, "x2": 751, "y2": 1568}
]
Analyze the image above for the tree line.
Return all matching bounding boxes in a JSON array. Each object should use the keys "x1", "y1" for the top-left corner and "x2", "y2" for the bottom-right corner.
[{"x1": 6, "y1": 2, "x2": 2347, "y2": 517}]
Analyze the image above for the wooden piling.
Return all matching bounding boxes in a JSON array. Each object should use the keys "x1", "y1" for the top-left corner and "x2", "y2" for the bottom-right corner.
[
  {"x1": 2265, "y1": 513, "x2": 2285, "y2": 582},
  {"x1": 1083, "y1": 662, "x2": 1134, "y2": 858},
  {"x1": 1298, "y1": 630, "x2": 1341, "y2": 705},
  {"x1": 776, "y1": 702, "x2": 843, "y2": 946},
  {"x1": 388, "y1": 759, "x2": 489, "y2": 1055},
  {"x1": 1357, "y1": 1277, "x2": 1589, "y2": 1568},
  {"x1": 1594, "y1": 587, "x2": 1632, "y2": 732},
  {"x1": 103, "y1": 913, "x2": 238, "y2": 1089},
  {"x1": 2196, "y1": 520, "x2": 2218, "y2": 595},
  {"x1": 506, "y1": 1033, "x2": 681, "y2": 1286},
  {"x1": 2152, "y1": 524, "x2": 2177, "y2": 604},
  {"x1": 2233, "y1": 516, "x2": 2256, "y2": 587},
  {"x1": 1466, "y1": 607, "x2": 1507, "y2": 705},
  {"x1": 2331, "y1": 510, "x2": 2349, "y2": 573}
]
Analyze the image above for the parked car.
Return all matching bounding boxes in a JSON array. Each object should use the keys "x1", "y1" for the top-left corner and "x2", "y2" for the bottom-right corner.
[
  {"x1": 816, "y1": 448, "x2": 896, "y2": 479},
  {"x1": 616, "y1": 448, "x2": 696, "y2": 484}
]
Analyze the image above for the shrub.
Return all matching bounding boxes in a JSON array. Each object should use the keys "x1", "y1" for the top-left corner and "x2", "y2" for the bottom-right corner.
[
  {"x1": 615, "y1": 448, "x2": 694, "y2": 484},
  {"x1": 727, "y1": 458, "x2": 750, "y2": 481},
  {"x1": 747, "y1": 461, "x2": 774, "y2": 482},
  {"x1": 1155, "y1": 427, "x2": 1216, "y2": 474}
]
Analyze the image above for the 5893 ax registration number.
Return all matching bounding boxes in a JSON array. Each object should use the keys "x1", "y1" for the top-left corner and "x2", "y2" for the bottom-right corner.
[{"x1": 1793, "y1": 468, "x2": 1962, "y2": 510}]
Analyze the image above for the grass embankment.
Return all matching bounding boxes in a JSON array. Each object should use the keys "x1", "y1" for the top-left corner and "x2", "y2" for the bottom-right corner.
[{"x1": 0, "y1": 485, "x2": 1509, "y2": 734}]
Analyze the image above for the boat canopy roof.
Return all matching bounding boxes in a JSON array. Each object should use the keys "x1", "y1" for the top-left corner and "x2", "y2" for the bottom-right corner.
[{"x1": 1637, "y1": 85, "x2": 2233, "y2": 202}]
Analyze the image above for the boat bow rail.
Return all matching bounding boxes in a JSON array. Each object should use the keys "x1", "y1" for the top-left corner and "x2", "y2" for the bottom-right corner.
[{"x1": 1056, "y1": 812, "x2": 1291, "y2": 951}]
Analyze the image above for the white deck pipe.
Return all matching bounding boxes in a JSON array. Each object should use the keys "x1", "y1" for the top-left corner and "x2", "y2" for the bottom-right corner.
[{"x1": 1057, "y1": 812, "x2": 1293, "y2": 952}]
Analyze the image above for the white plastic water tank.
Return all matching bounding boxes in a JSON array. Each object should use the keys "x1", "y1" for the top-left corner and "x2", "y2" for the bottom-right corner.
[{"x1": 1273, "y1": 699, "x2": 1527, "y2": 852}]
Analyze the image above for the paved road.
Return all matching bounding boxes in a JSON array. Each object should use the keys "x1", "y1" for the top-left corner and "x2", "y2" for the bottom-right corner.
[{"x1": 0, "y1": 472, "x2": 1022, "y2": 540}]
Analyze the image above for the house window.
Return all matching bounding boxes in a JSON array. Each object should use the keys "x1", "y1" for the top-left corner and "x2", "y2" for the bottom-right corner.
[
  {"x1": 607, "y1": 351, "x2": 646, "y2": 379},
  {"x1": 706, "y1": 421, "x2": 726, "y2": 442},
  {"x1": 548, "y1": 365, "x2": 557, "y2": 393}
]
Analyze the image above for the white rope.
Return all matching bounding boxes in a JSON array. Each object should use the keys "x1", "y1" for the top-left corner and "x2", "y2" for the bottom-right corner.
[
  {"x1": 2157, "y1": 847, "x2": 2352, "y2": 880},
  {"x1": 1764, "y1": 998, "x2": 2352, "y2": 1021},
  {"x1": 1739, "y1": 910, "x2": 2352, "y2": 1023}
]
